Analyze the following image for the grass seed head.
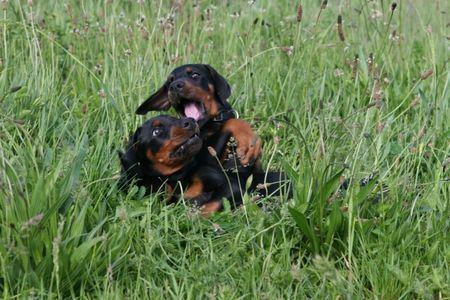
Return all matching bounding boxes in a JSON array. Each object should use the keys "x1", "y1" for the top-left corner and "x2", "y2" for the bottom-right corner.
[
  {"x1": 368, "y1": 53, "x2": 374, "y2": 77},
  {"x1": 391, "y1": 2, "x2": 397, "y2": 12},
  {"x1": 297, "y1": 2, "x2": 303, "y2": 22},
  {"x1": 410, "y1": 95, "x2": 421, "y2": 108},
  {"x1": 351, "y1": 54, "x2": 359, "y2": 79},
  {"x1": 207, "y1": 146, "x2": 217, "y2": 157},
  {"x1": 337, "y1": 15, "x2": 345, "y2": 42},
  {"x1": 420, "y1": 69, "x2": 433, "y2": 80}
]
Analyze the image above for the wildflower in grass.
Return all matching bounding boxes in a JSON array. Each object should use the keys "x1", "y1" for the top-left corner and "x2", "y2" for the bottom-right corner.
[
  {"x1": 83, "y1": 21, "x2": 90, "y2": 33},
  {"x1": 204, "y1": 8, "x2": 212, "y2": 21},
  {"x1": 297, "y1": 2, "x2": 303, "y2": 22},
  {"x1": 334, "y1": 68, "x2": 344, "y2": 77},
  {"x1": 337, "y1": 15, "x2": 345, "y2": 42},
  {"x1": 389, "y1": 30, "x2": 399, "y2": 42},
  {"x1": 371, "y1": 9, "x2": 382, "y2": 19},
  {"x1": 98, "y1": 89, "x2": 106, "y2": 98},
  {"x1": 95, "y1": 63, "x2": 102, "y2": 74},
  {"x1": 281, "y1": 46, "x2": 294, "y2": 56},
  {"x1": 124, "y1": 48, "x2": 132, "y2": 57},
  {"x1": 159, "y1": 13, "x2": 175, "y2": 36},
  {"x1": 212, "y1": 223, "x2": 223, "y2": 235},
  {"x1": 230, "y1": 12, "x2": 240, "y2": 19},
  {"x1": 135, "y1": 14, "x2": 146, "y2": 27}
]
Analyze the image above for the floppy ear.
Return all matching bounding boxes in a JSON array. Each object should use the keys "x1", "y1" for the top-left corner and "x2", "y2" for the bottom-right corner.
[
  {"x1": 135, "y1": 83, "x2": 171, "y2": 114},
  {"x1": 203, "y1": 64, "x2": 231, "y2": 104}
]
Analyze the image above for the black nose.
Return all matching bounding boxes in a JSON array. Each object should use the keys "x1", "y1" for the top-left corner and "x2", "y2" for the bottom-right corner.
[
  {"x1": 170, "y1": 80, "x2": 185, "y2": 92},
  {"x1": 181, "y1": 118, "x2": 195, "y2": 129}
]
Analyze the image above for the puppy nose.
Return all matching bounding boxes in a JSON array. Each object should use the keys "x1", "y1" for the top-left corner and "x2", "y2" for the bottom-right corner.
[
  {"x1": 170, "y1": 80, "x2": 185, "y2": 92},
  {"x1": 181, "y1": 118, "x2": 195, "y2": 129}
]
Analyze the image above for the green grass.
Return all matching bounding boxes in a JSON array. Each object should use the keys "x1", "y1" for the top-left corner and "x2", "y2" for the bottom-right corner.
[{"x1": 0, "y1": 0, "x2": 449, "y2": 298}]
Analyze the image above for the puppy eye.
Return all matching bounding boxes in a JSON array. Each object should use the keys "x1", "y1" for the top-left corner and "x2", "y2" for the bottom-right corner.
[
  {"x1": 191, "y1": 72, "x2": 200, "y2": 80},
  {"x1": 152, "y1": 128, "x2": 162, "y2": 136}
]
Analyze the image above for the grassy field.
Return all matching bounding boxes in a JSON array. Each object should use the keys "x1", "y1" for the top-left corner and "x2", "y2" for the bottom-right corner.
[{"x1": 0, "y1": 0, "x2": 449, "y2": 298}]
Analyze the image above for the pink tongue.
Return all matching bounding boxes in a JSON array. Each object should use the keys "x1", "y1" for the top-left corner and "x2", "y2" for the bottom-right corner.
[{"x1": 184, "y1": 103, "x2": 202, "y2": 121}]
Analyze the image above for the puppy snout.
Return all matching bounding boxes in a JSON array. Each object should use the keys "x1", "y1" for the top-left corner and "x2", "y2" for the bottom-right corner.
[
  {"x1": 181, "y1": 117, "x2": 196, "y2": 130},
  {"x1": 169, "y1": 80, "x2": 185, "y2": 92}
]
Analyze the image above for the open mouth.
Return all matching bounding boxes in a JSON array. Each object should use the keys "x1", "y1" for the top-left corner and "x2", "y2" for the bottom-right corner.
[
  {"x1": 171, "y1": 133, "x2": 202, "y2": 158},
  {"x1": 174, "y1": 99, "x2": 206, "y2": 121}
]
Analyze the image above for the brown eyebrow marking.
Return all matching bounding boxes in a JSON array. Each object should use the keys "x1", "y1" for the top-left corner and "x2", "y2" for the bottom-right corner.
[
  {"x1": 186, "y1": 67, "x2": 193, "y2": 73},
  {"x1": 152, "y1": 120, "x2": 162, "y2": 127}
]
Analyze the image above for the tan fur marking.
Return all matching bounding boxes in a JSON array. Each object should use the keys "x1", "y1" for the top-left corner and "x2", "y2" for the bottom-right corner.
[
  {"x1": 145, "y1": 124, "x2": 193, "y2": 176},
  {"x1": 200, "y1": 201, "x2": 222, "y2": 216},
  {"x1": 184, "y1": 176, "x2": 204, "y2": 199}
]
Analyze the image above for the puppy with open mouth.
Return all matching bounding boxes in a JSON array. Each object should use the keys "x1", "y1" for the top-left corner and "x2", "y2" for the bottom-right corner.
[{"x1": 135, "y1": 64, "x2": 261, "y2": 167}]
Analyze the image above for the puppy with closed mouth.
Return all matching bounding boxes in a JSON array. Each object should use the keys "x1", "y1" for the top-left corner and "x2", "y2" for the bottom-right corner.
[
  {"x1": 119, "y1": 115, "x2": 241, "y2": 215},
  {"x1": 119, "y1": 115, "x2": 292, "y2": 216},
  {"x1": 135, "y1": 64, "x2": 261, "y2": 167}
]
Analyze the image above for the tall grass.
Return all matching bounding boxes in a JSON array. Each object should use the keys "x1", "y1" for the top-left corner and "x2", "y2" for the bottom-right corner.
[{"x1": 0, "y1": 0, "x2": 448, "y2": 298}]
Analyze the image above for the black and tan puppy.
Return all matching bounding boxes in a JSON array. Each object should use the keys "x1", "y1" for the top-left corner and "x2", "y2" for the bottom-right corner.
[
  {"x1": 135, "y1": 64, "x2": 261, "y2": 167},
  {"x1": 119, "y1": 115, "x2": 292, "y2": 216},
  {"x1": 118, "y1": 115, "x2": 202, "y2": 194},
  {"x1": 118, "y1": 115, "x2": 239, "y2": 215}
]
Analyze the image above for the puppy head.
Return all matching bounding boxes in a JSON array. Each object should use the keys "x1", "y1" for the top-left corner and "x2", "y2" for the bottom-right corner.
[
  {"x1": 120, "y1": 115, "x2": 202, "y2": 177},
  {"x1": 136, "y1": 64, "x2": 231, "y2": 124}
]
